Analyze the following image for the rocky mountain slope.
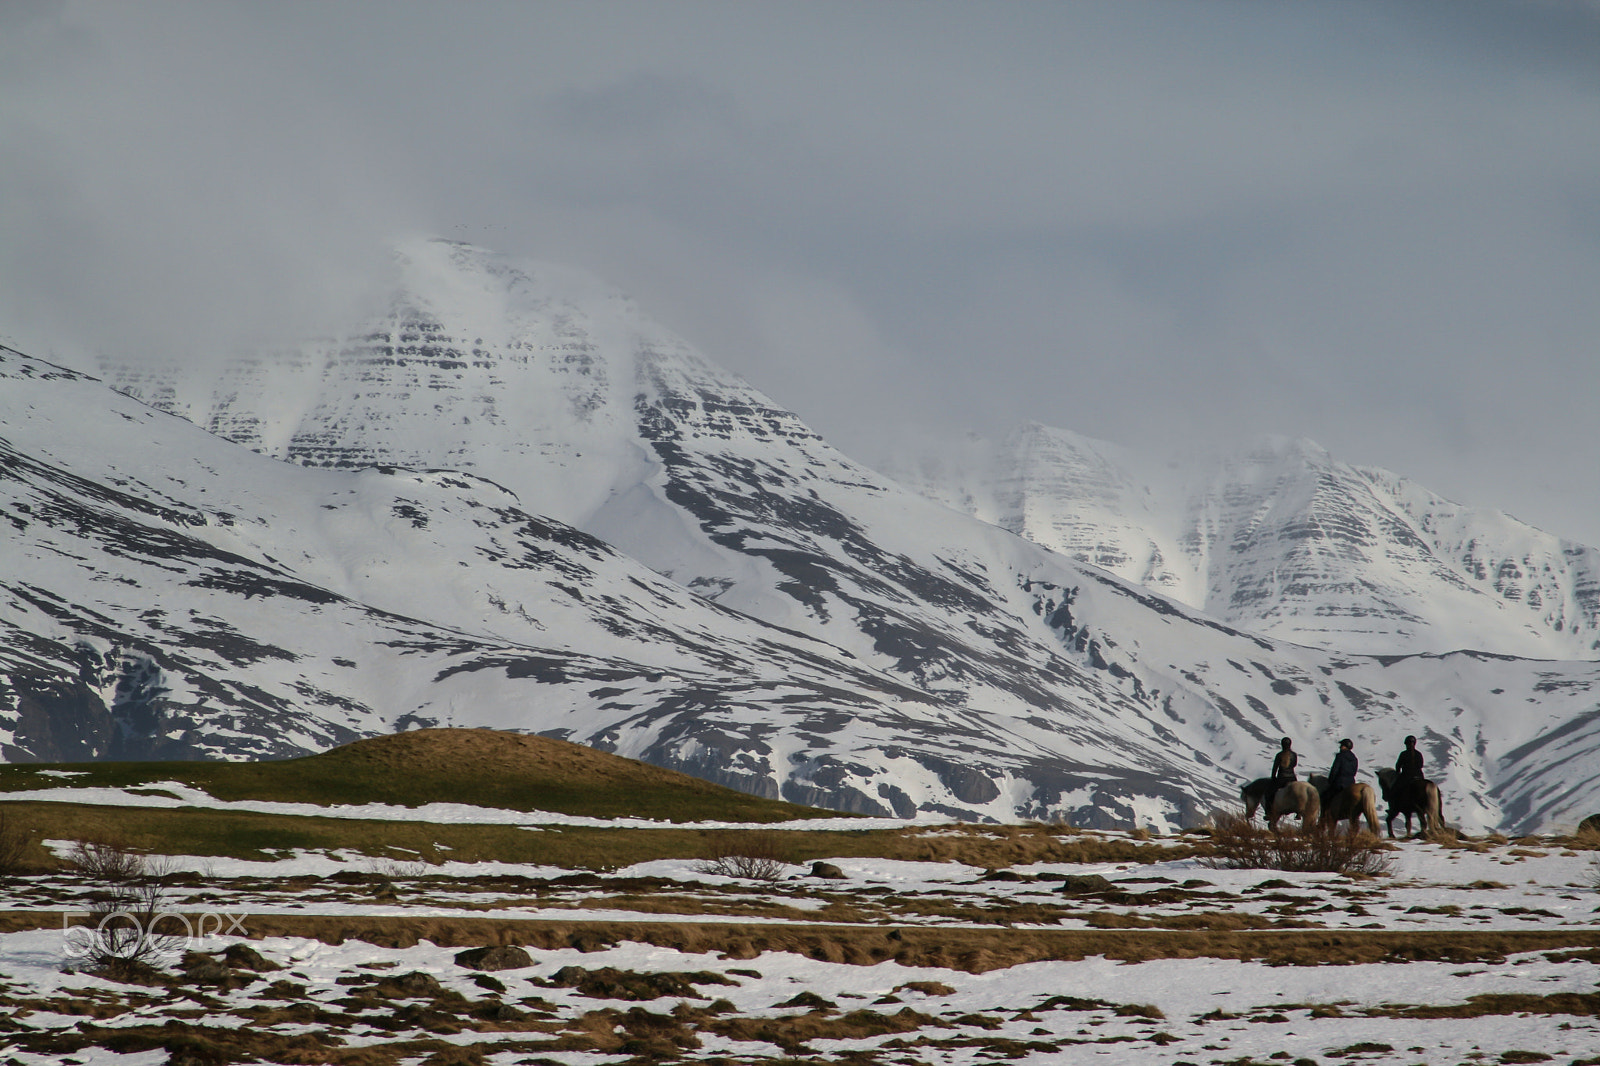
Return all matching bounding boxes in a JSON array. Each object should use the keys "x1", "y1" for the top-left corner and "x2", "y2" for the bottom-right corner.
[
  {"x1": 5, "y1": 239, "x2": 1597, "y2": 832},
  {"x1": 890, "y1": 424, "x2": 1600, "y2": 659}
]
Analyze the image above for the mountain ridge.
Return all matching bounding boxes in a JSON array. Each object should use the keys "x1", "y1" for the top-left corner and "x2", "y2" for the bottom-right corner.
[
  {"x1": 5, "y1": 239, "x2": 1598, "y2": 833},
  {"x1": 886, "y1": 422, "x2": 1600, "y2": 660}
]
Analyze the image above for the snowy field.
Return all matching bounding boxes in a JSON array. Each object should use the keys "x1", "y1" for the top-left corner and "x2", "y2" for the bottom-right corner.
[{"x1": 5, "y1": 823, "x2": 1600, "y2": 1065}]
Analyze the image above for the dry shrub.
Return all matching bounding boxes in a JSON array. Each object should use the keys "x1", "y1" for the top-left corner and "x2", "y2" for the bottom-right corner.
[
  {"x1": 68, "y1": 838, "x2": 150, "y2": 883},
  {"x1": 1423, "y1": 825, "x2": 1461, "y2": 847},
  {"x1": 82, "y1": 878, "x2": 185, "y2": 975},
  {"x1": 1564, "y1": 823, "x2": 1600, "y2": 852},
  {"x1": 1200, "y1": 810, "x2": 1394, "y2": 875},
  {"x1": 0, "y1": 806, "x2": 29, "y2": 879},
  {"x1": 696, "y1": 830, "x2": 791, "y2": 881},
  {"x1": 63, "y1": 841, "x2": 183, "y2": 976}
]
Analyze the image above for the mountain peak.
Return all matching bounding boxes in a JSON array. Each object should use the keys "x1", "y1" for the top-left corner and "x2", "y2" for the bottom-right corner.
[
  {"x1": 390, "y1": 238, "x2": 638, "y2": 327},
  {"x1": 18, "y1": 244, "x2": 1599, "y2": 833},
  {"x1": 903, "y1": 421, "x2": 1600, "y2": 659}
]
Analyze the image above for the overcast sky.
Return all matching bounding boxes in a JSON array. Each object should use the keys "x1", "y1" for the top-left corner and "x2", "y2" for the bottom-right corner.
[{"x1": 4, "y1": 1, "x2": 1599, "y2": 544}]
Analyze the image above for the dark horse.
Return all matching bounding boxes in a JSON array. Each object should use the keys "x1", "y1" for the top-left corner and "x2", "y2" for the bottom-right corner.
[{"x1": 1375, "y1": 767, "x2": 1445, "y2": 838}]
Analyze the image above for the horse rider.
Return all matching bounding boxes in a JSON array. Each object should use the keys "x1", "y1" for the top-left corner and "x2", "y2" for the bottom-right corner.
[
  {"x1": 1265, "y1": 737, "x2": 1297, "y2": 810},
  {"x1": 1324, "y1": 737, "x2": 1358, "y2": 805},
  {"x1": 1395, "y1": 734, "x2": 1425, "y2": 807}
]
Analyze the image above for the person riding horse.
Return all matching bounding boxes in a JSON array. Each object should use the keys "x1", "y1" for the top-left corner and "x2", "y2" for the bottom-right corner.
[
  {"x1": 1323, "y1": 738, "x2": 1358, "y2": 805},
  {"x1": 1265, "y1": 737, "x2": 1297, "y2": 810},
  {"x1": 1394, "y1": 734, "x2": 1425, "y2": 810}
]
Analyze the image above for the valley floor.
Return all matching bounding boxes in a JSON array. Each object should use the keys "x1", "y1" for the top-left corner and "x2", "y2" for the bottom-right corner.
[{"x1": 4, "y1": 828, "x2": 1600, "y2": 1065}]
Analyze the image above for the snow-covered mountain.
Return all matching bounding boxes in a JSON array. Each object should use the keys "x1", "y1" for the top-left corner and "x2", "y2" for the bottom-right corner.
[
  {"x1": 890, "y1": 423, "x2": 1600, "y2": 660},
  {"x1": 6, "y1": 239, "x2": 1599, "y2": 833}
]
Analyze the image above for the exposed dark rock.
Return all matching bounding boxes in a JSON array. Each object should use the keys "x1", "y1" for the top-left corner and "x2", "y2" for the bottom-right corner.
[
  {"x1": 454, "y1": 946, "x2": 532, "y2": 972},
  {"x1": 221, "y1": 944, "x2": 279, "y2": 972},
  {"x1": 545, "y1": 966, "x2": 733, "y2": 1001},
  {"x1": 374, "y1": 971, "x2": 445, "y2": 999},
  {"x1": 776, "y1": 990, "x2": 837, "y2": 1010}
]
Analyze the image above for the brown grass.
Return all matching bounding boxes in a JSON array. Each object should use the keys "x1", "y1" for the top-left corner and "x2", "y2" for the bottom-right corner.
[
  {"x1": 0, "y1": 727, "x2": 843, "y2": 823},
  {"x1": 1371, "y1": 991, "x2": 1600, "y2": 1019},
  {"x1": 8, "y1": 913, "x2": 1594, "y2": 970},
  {"x1": 0, "y1": 800, "x2": 1196, "y2": 873},
  {"x1": 1563, "y1": 824, "x2": 1600, "y2": 850},
  {"x1": 21, "y1": 1023, "x2": 519, "y2": 1066}
]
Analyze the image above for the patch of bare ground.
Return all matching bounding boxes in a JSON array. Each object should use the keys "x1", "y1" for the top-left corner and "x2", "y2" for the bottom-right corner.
[
  {"x1": 542, "y1": 965, "x2": 736, "y2": 1001},
  {"x1": 707, "y1": 1004, "x2": 941, "y2": 1053},
  {"x1": 1369, "y1": 991, "x2": 1600, "y2": 1019},
  {"x1": 902, "y1": 823, "x2": 1198, "y2": 867},
  {"x1": 22, "y1": 1024, "x2": 365, "y2": 1065},
  {"x1": 0, "y1": 801, "x2": 1196, "y2": 872},
  {"x1": 11, "y1": 913, "x2": 1599, "y2": 969},
  {"x1": 1083, "y1": 910, "x2": 1290, "y2": 931},
  {"x1": 15, "y1": 998, "x2": 1066, "y2": 1066},
  {"x1": 572, "y1": 892, "x2": 832, "y2": 921}
]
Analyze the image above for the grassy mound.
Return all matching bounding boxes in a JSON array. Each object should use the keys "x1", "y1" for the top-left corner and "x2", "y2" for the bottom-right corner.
[
  {"x1": 0, "y1": 727, "x2": 841, "y2": 823},
  {"x1": 0, "y1": 800, "x2": 1188, "y2": 870}
]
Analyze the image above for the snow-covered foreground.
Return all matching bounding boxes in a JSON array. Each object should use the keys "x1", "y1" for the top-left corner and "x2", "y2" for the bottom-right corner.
[
  {"x1": 13, "y1": 836, "x2": 1600, "y2": 933},
  {"x1": 5, "y1": 835, "x2": 1600, "y2": 1064},
  {"x1": 4, "y1": 927, "x2": 1600, "y2": 1066}
]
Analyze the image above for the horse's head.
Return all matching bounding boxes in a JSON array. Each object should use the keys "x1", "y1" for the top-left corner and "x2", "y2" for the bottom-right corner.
[
  {"x1": 1240, "y1": 778, "x2": 1267, "y2": 819},
  {"x1": 1375, "y1": 767, "x2": 1395, "y2": 800}
]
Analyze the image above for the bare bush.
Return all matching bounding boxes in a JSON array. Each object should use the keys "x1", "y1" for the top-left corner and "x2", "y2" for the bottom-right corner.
[
  {"x1": 1200, "y1": 809, "x2": 1394, "y2": 876},
  {"x1": 0, "y1": 806, "x2": 29, "y2": 879},
  {"x1": 63, "y1": 841, "x2": 184, "y2": 976},
  {"x1": 67, "y1": 839, "x2": 150, "y2": 883},
  {"x1": 695, "y1": 830, "x2": 792, "y2": 881},
  {"x1": 81, "y1": 878, "x2": 187, "y2": 976}
]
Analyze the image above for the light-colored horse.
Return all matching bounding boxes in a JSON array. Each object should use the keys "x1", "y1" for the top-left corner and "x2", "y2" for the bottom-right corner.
[
  {"x1": 1241, "y1": 778, "x2": 1321, "y2": 831},
  {"x1": 1308, "y1": 774, "x2": 1381, "y2": 835},
  {"x1": 1375, "y1": 768, "x2": 1445, "y2": 838}
]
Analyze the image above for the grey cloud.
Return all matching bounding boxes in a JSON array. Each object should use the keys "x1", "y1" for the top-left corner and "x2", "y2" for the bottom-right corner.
[{"x1": 2, "y1": 1, "x2": 1598, "y2": 544}]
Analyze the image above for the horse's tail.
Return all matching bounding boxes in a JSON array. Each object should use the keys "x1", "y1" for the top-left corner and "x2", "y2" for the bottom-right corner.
[
  {"x1": 1304, "y1": 785, "x2": 1321, "y2": 825},
  {"x1": 1428, "y1": 781, "x2": 1446, "y2": 832},
  {"x1": 1361, "y1": 786, "x2": 1380, "y2": 834}
]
